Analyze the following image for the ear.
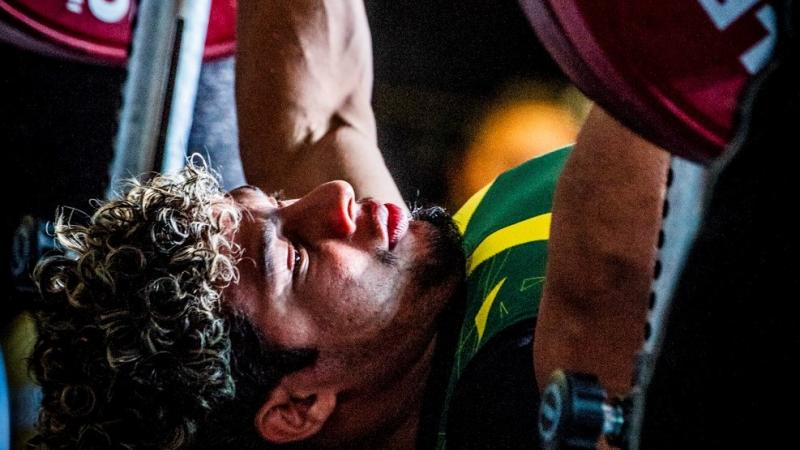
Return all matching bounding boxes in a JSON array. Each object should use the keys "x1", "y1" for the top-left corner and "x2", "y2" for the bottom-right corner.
[{"x1": 255, "y1": 384, "x2": 337, "y2": 444}]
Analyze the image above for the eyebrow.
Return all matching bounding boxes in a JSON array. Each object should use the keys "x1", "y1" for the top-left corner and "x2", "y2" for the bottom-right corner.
[
  {"x1": 233, "y1": 184, "x2": 260, "y2": 192},
  {"x1": 233, "y1": 184, "x2": 281, "y2": 283},
  {"x1": 260, "y1": 214, "x2": 278, "y2": 280}
]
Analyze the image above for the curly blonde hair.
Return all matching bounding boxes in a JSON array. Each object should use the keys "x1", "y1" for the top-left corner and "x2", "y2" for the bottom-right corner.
[{"x1": 28, "y1": 162, "x2": 314, "y2": 450}]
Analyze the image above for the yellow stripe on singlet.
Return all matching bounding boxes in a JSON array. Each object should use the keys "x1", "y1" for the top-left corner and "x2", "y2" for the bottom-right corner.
[
  {"x1": 465, "y1": 213, "x2": 552, "y2": 276},
  {"x1": 474, "y1": 277, "x2": 507, "y2": 341},
  {"x1": 453, "y1": 181, "x2": 494, "y2": 234}
]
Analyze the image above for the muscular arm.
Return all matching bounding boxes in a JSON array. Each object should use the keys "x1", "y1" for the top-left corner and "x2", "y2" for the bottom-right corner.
[
  {"x1": 236, "y1": 0, "x2": 403, "y2": 204},
  {"x1": 534, "y1": 106, "x2": 670, "y2": 397}
]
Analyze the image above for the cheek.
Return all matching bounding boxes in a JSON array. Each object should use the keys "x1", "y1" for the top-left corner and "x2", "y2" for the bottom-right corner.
[
  {"x1": 307, "y1": 256, "x2": 402, "y2": 339},
  {"x1": 223, "y1": 263, "x2": 260, "y2": 318},
  {"x1": 325, "y1": 246, "x2": 372, "y2": 275},
  {"x1": 308, "y1": 247, "x2": 374, "y2": 301},
  {"x1": 259, "y1": 306, "x2": 317, "y2": 348},
  {"x1": 227, "y1": 268, "x2": 318, "y2": 348}
]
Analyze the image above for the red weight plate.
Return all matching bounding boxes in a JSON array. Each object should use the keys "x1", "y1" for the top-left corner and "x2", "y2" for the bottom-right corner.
[
  {"x1": 0, "y1": 0, "x2": 236, "y2": 65},
  {"x1": 205, "y1": 0, "x2": 236, "y2": 60},
  {"x1": 520, "y1": 0, "x2": 777, "y2": 163}
]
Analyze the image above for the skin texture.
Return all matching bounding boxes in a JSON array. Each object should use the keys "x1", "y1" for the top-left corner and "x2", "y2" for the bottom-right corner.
[
  {"x1": 236, "y1": 0, "x2": 403, "y2": 204},
  {"x1": 236, "y1": 1, "x2": 669, "y2": 448},
  {"x1": 235, "y1": 2, "x2": 443, "y2": 446},
  {"x1": 534, "y1": 107, "x2": 670, "y2": 398},
  {"x1": 223, "y1": 182, "x2": 462, "y2": 448},
  {"x1": 226, "y1": 182, "x2": 448, "y2": 359}
]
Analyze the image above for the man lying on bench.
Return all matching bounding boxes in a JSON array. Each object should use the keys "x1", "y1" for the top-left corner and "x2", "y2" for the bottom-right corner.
[{"x1": 26, "y1": 1, "x2": 667, "y2": 449}]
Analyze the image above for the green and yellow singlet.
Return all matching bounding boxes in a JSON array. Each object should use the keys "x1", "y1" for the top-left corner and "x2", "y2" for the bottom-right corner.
[{"x1": 435, "y1": 146, "x2": 571, "y2": 449}]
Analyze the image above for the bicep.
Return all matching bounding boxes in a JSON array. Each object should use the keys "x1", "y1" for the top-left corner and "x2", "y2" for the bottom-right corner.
[
  {"x1": 266, "y1": 123, "x2": 404, "y2": 205},
  {"x1": 236, "y1": 0, "x2": 399, "y2": 201}
]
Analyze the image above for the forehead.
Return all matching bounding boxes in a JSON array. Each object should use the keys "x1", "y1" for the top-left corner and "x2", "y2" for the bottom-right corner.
[
  {"x1": 222, "y1": 187, "x2": 280, "y2": 309},
  {"x1": 230, "y1": 185, "x2": 304, "y2": 213},
  {"x1": 228, "y1": 184, "x2": 275, "y2": 209},
  {"x1": 226, "y1": 186, "x2": 279, "y2": 265}
]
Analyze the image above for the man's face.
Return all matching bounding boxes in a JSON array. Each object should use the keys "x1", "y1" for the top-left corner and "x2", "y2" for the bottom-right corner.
[{"x1": 224, "y1": 181, "x2": 462, "y2": 389}]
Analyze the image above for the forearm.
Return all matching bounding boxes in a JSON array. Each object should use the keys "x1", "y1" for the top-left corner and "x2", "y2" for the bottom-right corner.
[
  {"x1": 236, "y1": 0, "x2": 399, "y2": 201},
  {"x1": 534, "y1": 106, "x2": 670, "y2": 396}
]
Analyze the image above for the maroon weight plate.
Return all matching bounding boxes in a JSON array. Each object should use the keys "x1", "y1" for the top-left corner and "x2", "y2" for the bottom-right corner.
[
  {"x1": 0, "y1": 0, "x2": 236, "y2": 65},
  {"x1": 520, "y1": 0, "x2": 777, "y2": 162}
]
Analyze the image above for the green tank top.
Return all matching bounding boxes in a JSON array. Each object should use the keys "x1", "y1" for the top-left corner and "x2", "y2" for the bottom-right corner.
[{"x1": 435, "y1": 146, "x2": 571, "y2": 449}]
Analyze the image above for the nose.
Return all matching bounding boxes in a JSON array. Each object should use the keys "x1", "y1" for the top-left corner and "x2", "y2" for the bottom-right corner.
[{"x1": 280, "y1": 181, "x2": 356, "y2": 241}]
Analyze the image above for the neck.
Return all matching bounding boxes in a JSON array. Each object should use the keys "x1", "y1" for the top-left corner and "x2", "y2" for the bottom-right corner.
[
  {"x1": 369, "y1": 281, "x2": 465, "y2": 450},
  {"x1": 376, "y1": 343, "x2": 435, "y2": 450},
  {"x1": 318, "y1": 338, "x2": 437, "y2": 450},
  {"x1": 314, "y1": 280, "x2": 464, "y2": 450},
  {"x1": 370, "y1": 402, "x2": 426, "y2": 450}
]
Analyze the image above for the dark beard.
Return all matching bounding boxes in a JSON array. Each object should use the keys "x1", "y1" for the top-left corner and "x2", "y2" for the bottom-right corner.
[{"x1": 410, "y1": 205, "x2": 466, "y2": 290}]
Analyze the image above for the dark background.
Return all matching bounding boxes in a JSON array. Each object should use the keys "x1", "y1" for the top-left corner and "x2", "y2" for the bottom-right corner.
[
  {"x1": 366, "y1": 0, "x2": 564, "y2": 205},
  {"x1": 1, "y1": 0, "x2": 565, "y2": 212},
  {"x1": 0, "y1": 3, "x2": 567, "y2": 444},
  {"x1": 0, "y1": 0, "x2": 567, "y2": 318}
]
